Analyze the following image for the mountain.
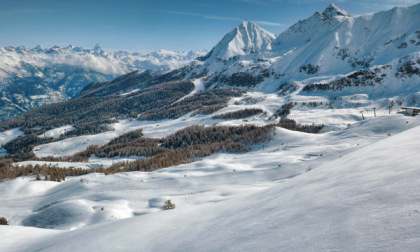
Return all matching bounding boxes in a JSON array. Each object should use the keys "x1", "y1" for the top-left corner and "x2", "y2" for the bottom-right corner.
[
  {"x1": 270, "y1": 3, "x2": 420, "y2": 75},
  {"x1": 1, "y1": 3, "x2": 418, "y2": 131},
  {"x1": 0, "y1": 45, "x2": 206, "y2": 120},
  {"x1": 1, "y1": 3, "x2": 418, "y2": 137},
  {"x1": 271, "y1": 3, "x2": 350, "y2": 56},
  {"x1": 3, "y1": 2, "x2": 418, "y2": 122},
  {"x1": 151, "y1": 3, "x2": 418, "y2": 109},
  {"x1": 1, "y1": 4, "x2": 420, "y2": 251},
  {"x1": 199, "y1": 20, "x2": 275, "y2": 61}
]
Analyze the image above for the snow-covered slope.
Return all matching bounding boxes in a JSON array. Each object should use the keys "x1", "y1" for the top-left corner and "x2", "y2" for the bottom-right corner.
[
  {"x1": 1, "y1": 114, "x2": 420, "y2": 251},
  {"x1": 0, "y1": 45, "x2": 206, "y2": 120},
  {"x1": 272, "y1": 3, "x2": 350, "y2": 54},
  {"x1": 270, "y1": 3, "x2": 420, "y2": 75}
]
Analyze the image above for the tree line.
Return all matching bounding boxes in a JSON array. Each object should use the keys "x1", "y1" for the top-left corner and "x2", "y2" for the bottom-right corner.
[{"x1": 212, "y1": 108, "x2": 263, "y2": 120}]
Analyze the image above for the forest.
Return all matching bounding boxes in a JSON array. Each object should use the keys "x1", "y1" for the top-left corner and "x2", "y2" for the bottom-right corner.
[{"x1": 1, "y1": 124, "x2": 275, "y2": 181}]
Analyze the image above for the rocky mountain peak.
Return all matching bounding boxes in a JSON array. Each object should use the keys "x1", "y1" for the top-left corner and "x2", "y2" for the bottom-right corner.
[
  {"x1": 199, "y1": 19, "x2": 275, "y2": 60},
  {"x1": 321, "y1": 3, "x2": 350, "y2": 20}
]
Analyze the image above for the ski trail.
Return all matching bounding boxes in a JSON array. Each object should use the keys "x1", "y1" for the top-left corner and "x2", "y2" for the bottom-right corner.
[{"x1": 172, "y1": 78, "x2": 205, "y2": 105}]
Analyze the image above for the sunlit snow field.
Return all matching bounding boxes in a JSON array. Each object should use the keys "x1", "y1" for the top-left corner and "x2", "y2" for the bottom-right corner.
[{"x1": 1, "y1": 112, "x2": 420, "y2": 251}]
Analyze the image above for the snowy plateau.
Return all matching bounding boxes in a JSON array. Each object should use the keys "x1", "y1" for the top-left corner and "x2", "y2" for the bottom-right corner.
[{"x1": 1, "y1": 3, "x2": 420, "y2": 252}]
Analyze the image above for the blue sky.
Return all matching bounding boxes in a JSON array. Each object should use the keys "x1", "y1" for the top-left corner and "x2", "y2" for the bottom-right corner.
[{"x1": 1, "y1": 0, "x2": 419, "y2": 53}]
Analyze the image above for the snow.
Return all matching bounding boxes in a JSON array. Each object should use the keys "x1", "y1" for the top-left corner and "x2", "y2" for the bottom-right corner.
[
  {"x1": 41, "y1": 125, "x2": 75, "y2": 139},
  {"x1": 198, "y1": 3, "x2": 420, "y2": 82},
  {"x1": 14, "y1": 156, "x2": 143, "y2": 169},
  {"x1": 173, "y1": 78, "x2": 206, "y2": 103},
  {"x1": 120, "y1": 88, "x2": 140, "y2": 96},
  {"x1": 0, "y1": 127, "x2": 24, "y2": 146},
  {"x1": 187, "y1": 78, "x2": 206, "y2": 97},
  {"x1": 1, "y1": 114, "x2": 420, "y2": 251},
  {"x1": 34, "y1": 104, "x2": 275, "y2": 158},
  {"x1": 0, "y1": 128, "x2": 24, "y2": 156},
  {"x1": 32, "y1": 81, "x2": 417, "y2": 159}
]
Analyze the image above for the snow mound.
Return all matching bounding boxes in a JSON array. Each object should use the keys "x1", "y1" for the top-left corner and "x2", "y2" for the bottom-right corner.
[{"x1": 22, "y1": 199, "x2": 133, "y2": 230}]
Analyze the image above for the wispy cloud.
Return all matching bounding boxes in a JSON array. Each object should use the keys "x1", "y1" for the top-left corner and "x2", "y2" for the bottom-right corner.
[
  {"x1": 161, "y1": 10, "x2": 242, "y2": 22},
  {"x1": 255, "y1": 20, "x2": 285, "y2": 27},
  {"x1": 162, "y1": 10, "x2": 284, "y2": 27}
]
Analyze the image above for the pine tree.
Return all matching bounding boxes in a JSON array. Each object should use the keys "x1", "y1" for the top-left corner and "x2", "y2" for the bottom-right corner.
[{"x1": 162, "y1": 200, "x2": 176, "y2": 210}]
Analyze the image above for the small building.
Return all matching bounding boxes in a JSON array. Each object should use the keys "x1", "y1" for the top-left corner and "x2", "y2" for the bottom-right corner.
[{"x1": 401, "y1": 106, "x2": 420, "y2": 116}]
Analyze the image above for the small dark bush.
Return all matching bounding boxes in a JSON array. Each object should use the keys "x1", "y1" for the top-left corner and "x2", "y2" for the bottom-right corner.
[
  {"x1": 0, "y1": 217, "x2": 8, "y2": 225},
  {"x1": 162, "y1": 200, "x2": 176, "y2": 210}
]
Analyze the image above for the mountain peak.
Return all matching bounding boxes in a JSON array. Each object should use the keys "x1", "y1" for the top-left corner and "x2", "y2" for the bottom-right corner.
[
  {"x1": 93, "y1": 44, "x2": 102, "y2": 51},
  {"x1": 92, "y1": 44, "x2": 105, "y2": 55},
  {"x1": 322, "y1": 3, "x2": 350, "y2": 20},
  {"x1": 34, "y1": 44, "x2": 43, "y2": 52},
  {"x1": 238, "y1": 19, "x2": 262, "y2": 31},
  {"x1": 240, "y1": 19, "x2": 252, "y2": 26},
  {"x1": 200, "y1": 20, "x2": 275, "y2": 60}
]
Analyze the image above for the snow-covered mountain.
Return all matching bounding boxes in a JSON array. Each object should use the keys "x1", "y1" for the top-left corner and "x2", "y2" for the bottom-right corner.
[
  {"x1": 0, "y1": 45, "x2": 206, "y2": 120},
  {"x1": 2, "y1": 3, "x2": 419, "y2": 122},
  {"x1": 1, "y1": 3, "x2": 420, "y2": 251},
  {"x1": 270, "y1": 3, "x2": 420, "y2": 75},
  {"x1": 199, "y1": 20, "x2": 275, "y2": 60},
  {"x1": 182, "y1": 3, "x2": 420, "y2": 96}
]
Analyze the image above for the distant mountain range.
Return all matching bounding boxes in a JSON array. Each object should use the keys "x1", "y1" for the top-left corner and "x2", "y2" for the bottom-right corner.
[
  {"x1": 0, "y1": 45, "x2": 206, "y2": 120},
  {"x1": 1, "y1": 3, "x2": 420, "y2": 133}
]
